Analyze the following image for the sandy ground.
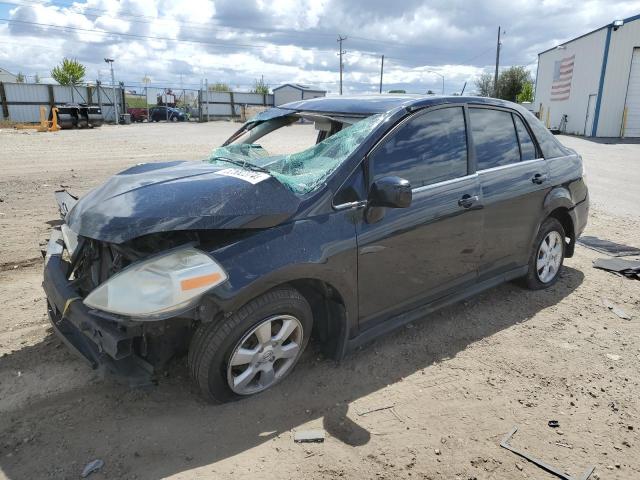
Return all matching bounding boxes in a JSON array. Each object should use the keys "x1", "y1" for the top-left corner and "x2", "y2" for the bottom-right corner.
[{"x1": 0, "y1": 123, "x2": 639, "y2": 480}]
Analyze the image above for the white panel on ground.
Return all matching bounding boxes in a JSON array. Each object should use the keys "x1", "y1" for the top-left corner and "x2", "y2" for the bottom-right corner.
[{"x1": 624, "y1": 48, "x2": 640, "y2": 137}]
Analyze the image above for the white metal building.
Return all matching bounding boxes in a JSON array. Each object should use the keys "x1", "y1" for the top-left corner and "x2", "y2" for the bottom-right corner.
[
  {"x1": 0, "y1": 67, "x2": 17, "y2": 83},
  {"x1": 273, "y1": 84, "x2": 326, "y2": 106},
  {"x1": 534, "y1": 13, "x2": 640, "y2": 137}
]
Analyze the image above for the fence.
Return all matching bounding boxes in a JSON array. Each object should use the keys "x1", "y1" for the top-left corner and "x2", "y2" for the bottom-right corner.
[
  {"x1": 0, "y1": 82, "x2": 124, "y2": 123},
  {"x1": 0, "y1": 81, "x2": 274, "y2": 124},
  {"x1": 199, "y1": 91, "x2": 274, "y2": 118}
]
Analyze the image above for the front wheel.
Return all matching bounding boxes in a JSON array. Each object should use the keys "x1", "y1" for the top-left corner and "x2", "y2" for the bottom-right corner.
[
  {"x1": 188, "y1": 287, "x2": 312, "y2": 403},
  {"x1": 521, "y1": 217, "x2": 566, "y2": 290}
]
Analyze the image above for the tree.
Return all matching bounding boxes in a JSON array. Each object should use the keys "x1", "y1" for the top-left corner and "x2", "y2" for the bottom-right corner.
[
  {"x1": 388, "y1": 89, "x2": 406, "y2": 94},
  {"x1": 474, "y1": 67, "x2": 533, "y2": 102},
  {"x1": 497, "y1": 66, "x2": 532, "y2": 102},
  {"x1": 15, "y1": 72, "x2": 25, "y2": 83},
  {"x1": 208, "y1": 82, "x2": 231, "y2": 92},
  {"x1": 51, "y1": 58, "x2": 86, "y2": 85},
  {"x1": 516, "y1": 81, "x2": 534, "y2": 103},
  {"x1": 474, "y1": 72, "x2": 494, "y2": 97},
  {"x1": 34, "y1": 73, "x2": 41, "y2": 84},
  {"x1": 252, "y1": 76, "x2": 269, "y2": 94}
]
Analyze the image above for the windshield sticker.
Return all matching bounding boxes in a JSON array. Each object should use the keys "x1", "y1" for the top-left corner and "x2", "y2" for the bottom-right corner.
[{"x1": 216, "y1": 168, "x2": 271, "y2": 184}]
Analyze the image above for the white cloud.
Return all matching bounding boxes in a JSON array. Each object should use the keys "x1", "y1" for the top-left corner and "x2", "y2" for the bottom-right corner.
[{"x1": 1, "y1": 0, "x2": 638, "y2": 92}]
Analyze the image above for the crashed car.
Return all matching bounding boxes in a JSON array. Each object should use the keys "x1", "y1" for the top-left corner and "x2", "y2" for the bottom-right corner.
[{"x1": 43, "y1": 95, "x2": 588, "y2": 402}]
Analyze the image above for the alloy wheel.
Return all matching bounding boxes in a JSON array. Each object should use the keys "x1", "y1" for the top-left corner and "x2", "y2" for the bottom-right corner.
[
  {"x1": 536, "y1": 231, "x2": 563, "y2": 283},
  {"x1": 226, "y1": 314, "x2": 303, "y2": 395}
]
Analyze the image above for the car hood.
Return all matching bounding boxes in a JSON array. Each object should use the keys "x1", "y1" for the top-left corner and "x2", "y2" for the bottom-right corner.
[{"x1": 66, "y1": 161, "x2": 301, "y2": 243}]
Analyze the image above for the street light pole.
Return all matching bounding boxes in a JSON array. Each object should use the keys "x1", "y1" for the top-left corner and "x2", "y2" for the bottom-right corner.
[
  {"x1": 426, "y1": 70, "x2": 445, "y2": 95},
  {"x1": 494, "y1": 26, "x2": 502, "y2": 98},
  {"x1": 104, "y1": 58, "x2": 118, "y2": 125},
  {"x1": 379, "y1": 54, "x2": 384, "y2": 94}
]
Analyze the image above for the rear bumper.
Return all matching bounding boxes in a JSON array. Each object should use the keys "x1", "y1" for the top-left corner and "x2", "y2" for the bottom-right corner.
[
  {"x1": 42, "y1": 231, "x2": 154, "y2": 386},
  {"x1": 572, "y1": 192, "x2": 589, "y2": 239}
]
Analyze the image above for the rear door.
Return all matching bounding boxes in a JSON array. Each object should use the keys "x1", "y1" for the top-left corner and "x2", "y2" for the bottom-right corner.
[
  {"x1": 470, "y1": 106, "x2": 550, "y2": 278},
  {"x1": 357, "y1": 105, "x2": 483, "y2": 328}
]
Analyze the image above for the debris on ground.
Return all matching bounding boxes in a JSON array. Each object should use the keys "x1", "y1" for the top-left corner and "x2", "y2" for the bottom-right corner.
[
  {"x1": 593, "y1": 257, "x2": 640, "y2": 279},
  {"x1": 294, "y1": 430, "x2": 325, "y2": 443},
  {"x1": 500, "y1": 426, "x2": 595, "y2": 480},
  {"x1": 602, "y1": 299, "x2": 632, "y2": 320},
  {"x1": 81, "y1": 459, "x2": 104, "y2": 478},
  {"x1": 548, "y1": 420, "x2": 560, "y2": 428},
  {"x1": 357, "y1": 404, "x2": 395, "y2": 416},
  {"x1": 578, "y1": 236, "x2": 640, "y2": 256}
]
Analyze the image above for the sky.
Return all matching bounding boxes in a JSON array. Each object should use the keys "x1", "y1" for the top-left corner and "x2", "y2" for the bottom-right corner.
[{"x1": 0, "y1": 0, "x2": 639, "y2": 95}]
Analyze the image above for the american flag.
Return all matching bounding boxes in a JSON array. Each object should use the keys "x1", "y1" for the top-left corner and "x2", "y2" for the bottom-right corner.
[{"x1": 550, "y1": 55, "x2": 575, "y2": 102}]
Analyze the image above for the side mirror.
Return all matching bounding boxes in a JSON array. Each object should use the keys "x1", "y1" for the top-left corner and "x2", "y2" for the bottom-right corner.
[{"x1": 369, "y1": 176, "x2": 412, "y2": 208}]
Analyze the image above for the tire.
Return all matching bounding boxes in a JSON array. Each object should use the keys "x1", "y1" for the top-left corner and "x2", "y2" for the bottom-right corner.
[
  {"x1": 171, "y1": 116, "x2": 178, "y2": 122},
  {"x1": 521, "y1": 217, "x2": 566, "y2": 290},
  {"x1": 188, "y1": 287, "x2": 313, "y2": 403}
]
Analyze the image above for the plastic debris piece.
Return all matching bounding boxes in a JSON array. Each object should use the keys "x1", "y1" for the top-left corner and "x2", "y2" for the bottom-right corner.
[
  {"x1": 81, "y1": 459, "x2": 104, "y2": 478},
  {"x1": 578, "y1": 236, "x2": 640, "y2": 256},
  {"x1": 294, "y1": 430, "x2": 325, "y2": 443},
  {"x1": 603, "y1": 299, "x2": 632, "y2": 320},
  {"x1": 548, "y1": 420, "x2": 560, "y2": 428},
  {"x1": 593, "y1": 258, "x2": 640, "y2": 280}
]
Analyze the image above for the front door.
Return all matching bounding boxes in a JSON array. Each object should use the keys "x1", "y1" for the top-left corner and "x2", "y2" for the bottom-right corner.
[{"x1": 357, "y1": 105, "x2": 483, "y2": 328}]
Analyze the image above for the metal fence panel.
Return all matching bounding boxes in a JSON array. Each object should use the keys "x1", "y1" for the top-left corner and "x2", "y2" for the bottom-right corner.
[
  {"x1": 7, "y1": 105, "x2": 43, "y2": 123},
  {"x1": 4, "y1": 83, "x2": 49, "y2": 103}
]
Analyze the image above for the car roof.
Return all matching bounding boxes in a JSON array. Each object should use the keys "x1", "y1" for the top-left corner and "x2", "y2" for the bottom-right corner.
[{"x1": 278, "y1": 94, "x2": 519, "y2": 115}]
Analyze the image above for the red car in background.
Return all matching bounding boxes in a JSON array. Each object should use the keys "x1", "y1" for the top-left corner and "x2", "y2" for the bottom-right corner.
[{"x1": 127, "y1": 107, "x2": 148, "y2": 122}]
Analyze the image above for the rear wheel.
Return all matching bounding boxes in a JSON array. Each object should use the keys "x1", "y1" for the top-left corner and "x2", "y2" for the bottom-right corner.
[
  {"x1": 188, "y1": 287, "x2": 312, "y2": 403},
  {"x1": 521, "y1": 217, "x2": 565, "y2": 289}
]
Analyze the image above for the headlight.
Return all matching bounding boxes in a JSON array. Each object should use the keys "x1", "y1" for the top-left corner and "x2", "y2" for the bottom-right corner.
[
  {"x1": 83, "y1": 247, "x2": 227, "y2": 319},
  {"x1": 61, "y1": 224, "x2": 78, "y2": 256}
]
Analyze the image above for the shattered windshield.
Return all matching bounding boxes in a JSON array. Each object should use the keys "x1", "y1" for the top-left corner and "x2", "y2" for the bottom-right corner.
[{"x1": 207, "y1": 114, "x2": 383, "y2": 194}]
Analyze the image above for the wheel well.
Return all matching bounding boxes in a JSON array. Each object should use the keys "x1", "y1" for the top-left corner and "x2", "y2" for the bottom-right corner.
[
  {"x1": 548, "y1": 207, "x2": 575, "y2": 257},
  {"x1": 287, "y1": 279, "x2": 348, "y2": 360}
]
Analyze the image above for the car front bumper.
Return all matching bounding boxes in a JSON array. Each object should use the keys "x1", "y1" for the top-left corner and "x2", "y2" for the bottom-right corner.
[{"x1": 42, "y1": 230, "x2": 154, "y2": 386}]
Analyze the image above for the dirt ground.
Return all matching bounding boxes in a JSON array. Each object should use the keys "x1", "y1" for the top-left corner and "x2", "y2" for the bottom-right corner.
[{"x1": 0, "y1": 123, "x2": 639, "y2": 480}]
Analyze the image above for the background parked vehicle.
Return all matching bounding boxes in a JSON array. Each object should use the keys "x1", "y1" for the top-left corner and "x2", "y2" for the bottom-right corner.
[
  {"x1": 127, "y1": 107, "x2": 148, "y2": 122},
  {"x1": 149, "y1": 106, "x2": 187, "y2": 122}
]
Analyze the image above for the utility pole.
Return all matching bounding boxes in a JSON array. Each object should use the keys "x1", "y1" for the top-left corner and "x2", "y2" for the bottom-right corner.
[
  {"x1": 142, "y1": 74, "x2": 150, "y2": 121},
  {"x1": 104, "y1": 58, "x2": 118, "y2": 124},
  {"x1": 494, "y1": 26, "x2": 502, "y2": 98},
  {"x1": 337, "y1": 35, "x2": 347, "y2": 95},
  {"x1": 205, "y1": 78, "x2": 209, "y2": 122},
  {"x1": 379, "y1": 54, "x2": 384, "y2": 94}
]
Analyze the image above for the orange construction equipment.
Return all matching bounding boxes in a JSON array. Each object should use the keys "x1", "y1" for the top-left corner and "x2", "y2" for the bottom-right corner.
[{"x1": 14, "y1": 106, "x2": 60, "y2": 132}]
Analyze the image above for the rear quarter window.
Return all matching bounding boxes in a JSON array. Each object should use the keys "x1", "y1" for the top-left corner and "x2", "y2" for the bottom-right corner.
[{"x1": 521, "y1": 109, "x2": 571, "y2": 159}]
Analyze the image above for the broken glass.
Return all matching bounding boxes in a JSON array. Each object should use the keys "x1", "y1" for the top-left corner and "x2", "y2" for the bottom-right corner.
[{"x1": 207, "y1": 114, "x2": 383, "y2": 194}]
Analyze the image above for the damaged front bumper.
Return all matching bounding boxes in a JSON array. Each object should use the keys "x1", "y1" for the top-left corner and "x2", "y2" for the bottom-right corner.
[{"x1": 42, "y1": 229, "x2": 155, "y2": 386}]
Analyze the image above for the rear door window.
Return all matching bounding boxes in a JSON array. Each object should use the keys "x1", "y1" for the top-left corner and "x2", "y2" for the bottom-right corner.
[
  {"x1": 470, "y1": 108, "x2": 520, "y2": 170},
  {"x1": 513, "y1": 114, "x2": 537, "y2": 161},
  {"x1": 372, "y1": 106, "x2": 468, "y2": 188}
]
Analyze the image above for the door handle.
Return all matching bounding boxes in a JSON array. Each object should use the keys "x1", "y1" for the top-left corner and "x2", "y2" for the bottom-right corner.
[
  {"x1": 531, "y1": 173, "x2": 549, "y2": 184},
  {"x1": 458, "y1": 194, "x2": 479, "y2": 208}
]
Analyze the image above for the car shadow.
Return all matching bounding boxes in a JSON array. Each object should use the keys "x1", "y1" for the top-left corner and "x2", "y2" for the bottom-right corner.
[{"x1": 0, "y1": 267, "x2": 584, "y2": 479}]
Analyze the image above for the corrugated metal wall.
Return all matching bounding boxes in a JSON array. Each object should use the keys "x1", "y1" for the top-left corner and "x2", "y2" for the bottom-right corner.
[
  {"x1": 534, "y1": 28, "x2": 606, "y2": 136},
  {"x1": 597, "y1": 19, "x2": 640, "y2": 137},
  {"x1": 200, "y1": 91, "x2": 273, "y2": 117},
  {"x1": 0, "y1": 82, "x2": 123, "y2": 123}
]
